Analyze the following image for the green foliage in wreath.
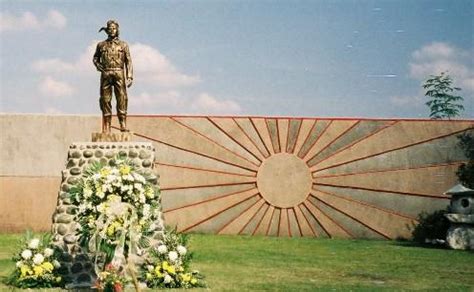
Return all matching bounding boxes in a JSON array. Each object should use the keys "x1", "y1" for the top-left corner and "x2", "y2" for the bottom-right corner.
[{"x1": 67, "y1": 156, "x2": 161, "y2": 272}]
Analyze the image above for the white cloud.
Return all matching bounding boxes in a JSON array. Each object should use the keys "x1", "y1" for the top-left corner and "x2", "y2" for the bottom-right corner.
[
  {"x1": 409, "y1": 42, "x2": 474, "y2": 94},
  {"x1": 32, "y1": 42, "x2": 97, "y2": 74},
  {"x1": 129, "y1": 91, "x2": 241, "y2": 114},
  {"x1": 131, "y1": 43, "x2": 200, "y2": 87},
  {"x1": 191, "y1": 93, "x2": 241, "y2": 114},
  {"x1": 412, "y1": 42, "x2": 456, "y2": 60},
  {"x1": 39, "y1": 76, "x2": 74, "y2": 97},
  {"x1": 0, "y1": 10, "x2": 66, "y2": 32}
]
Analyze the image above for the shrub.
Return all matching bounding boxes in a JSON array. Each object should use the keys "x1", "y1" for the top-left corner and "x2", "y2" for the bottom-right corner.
[
  {"x1": 456, "y1": 133, "x2": 474, "y2": 189},
  {"x1": 412, "y1": 209, "x2": 450, "y2": 246}
]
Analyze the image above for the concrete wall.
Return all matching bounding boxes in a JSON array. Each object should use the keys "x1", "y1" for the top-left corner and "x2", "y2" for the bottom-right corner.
[{"x1": 1, "y1": 114, "x2": 473, "y2": 239}]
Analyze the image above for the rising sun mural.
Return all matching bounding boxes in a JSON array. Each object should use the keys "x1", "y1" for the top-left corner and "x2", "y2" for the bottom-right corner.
[{"x1": 122, "y1": 116, "x2": 473, "y2": 239}]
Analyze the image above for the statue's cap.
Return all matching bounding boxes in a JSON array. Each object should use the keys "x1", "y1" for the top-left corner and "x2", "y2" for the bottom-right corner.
[{"x1": 98, "y1": 20, "x2": 119, "y2": 33}]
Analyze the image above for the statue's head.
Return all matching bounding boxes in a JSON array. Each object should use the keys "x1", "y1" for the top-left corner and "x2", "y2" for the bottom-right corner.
[{"x1": 99, "y1": 20, "x2": 119, "y2": 38}]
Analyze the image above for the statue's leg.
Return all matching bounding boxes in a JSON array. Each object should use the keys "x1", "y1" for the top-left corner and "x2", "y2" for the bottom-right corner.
[
  {"x1": 114, "y1": 71, "x2": 129, "y2": 132},
  {"x1": 100, "y1": 72, "x2": 113, "y2": 133}
]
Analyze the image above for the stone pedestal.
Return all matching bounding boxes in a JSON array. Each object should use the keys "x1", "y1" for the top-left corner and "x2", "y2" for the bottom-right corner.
[{"x1": 51, "y1": 142, "x2": 164, "y2": 288}]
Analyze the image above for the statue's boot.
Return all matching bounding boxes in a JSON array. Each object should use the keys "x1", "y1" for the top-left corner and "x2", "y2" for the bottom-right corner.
[
  {"x1": 119, "y1": 116, "x2": 129, "y2": 132},
  {"x1": 103, "y1": 116, "x2": 112, "y2": 133}
]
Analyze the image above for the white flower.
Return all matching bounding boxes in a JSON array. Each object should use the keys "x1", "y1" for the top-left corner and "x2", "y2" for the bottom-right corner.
[
  {"x1": 168, "y1": 251, "x2": 178, "y2": 263},
  {"x1": 44, "y1": 248, "x2": 54, "y2": 257},
  {"x1": 53, "y1": 260, "x2": 61, "y2": 268},
  {"x1": 97, "y1": 188, "x2": 105, "y2": 198},
  {"x1": 92, "y1": 173, "x2": 101, "y2": 181},
  {"x1": 163, "y1": 274, "x2": 172, "y2": 284},
  {"x1": 83, "y1": 187, "x2": 93, "y2": 198},
  {"x1": 97, "y1": 203, "x2": 107, "y2": 213},
  {"x1": 147, "y1": 265, "x2": 154, "y2": 272},
  {"x1": 143, "y1": 204, "x2": 151, "y2": 217},
  {"x1": 28, "y1": 238, "x2": 40, "y2": 249},
  {"x1": 139, "y1": 194, "x2": 146, "y2": 204},
  {"x1": 177, "y1": 245, "x2": 187, "y2": 256},
  {"x1": 16, "y1": 261, "x2": 23, "y2": 268},
  {"x1": 21, "y1": 249, "x2": 32, "y2": 260},
  {"x1": 33, "y1": 253, "x2": 44, "y2": 265},
  {"x1": 157, "y1": 245, "x2": 168, "y2": 254}
]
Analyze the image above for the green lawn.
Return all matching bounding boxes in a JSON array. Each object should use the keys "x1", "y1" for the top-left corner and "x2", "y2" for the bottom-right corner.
[{"x1": 1, "y1": 233, "x2": 473, "y2": 291}]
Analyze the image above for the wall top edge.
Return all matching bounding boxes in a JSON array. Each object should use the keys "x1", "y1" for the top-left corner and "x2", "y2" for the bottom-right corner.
[{"x1": 1, "y1": 113, "x2": 473, "y2": 122}]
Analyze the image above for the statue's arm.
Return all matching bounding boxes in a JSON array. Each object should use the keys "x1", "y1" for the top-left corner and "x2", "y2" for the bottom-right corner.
[
  {"x1": 93, "y1": 43, "x2": 103, "y2": 72},
  {"x1": 124, "y1": 43, "x2": 133, "y2": 87}
]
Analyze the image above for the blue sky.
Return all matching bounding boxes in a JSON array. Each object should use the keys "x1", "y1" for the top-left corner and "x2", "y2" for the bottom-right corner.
[{"x1": 1, "y1": 0, "x2": 473, "y2": 118}]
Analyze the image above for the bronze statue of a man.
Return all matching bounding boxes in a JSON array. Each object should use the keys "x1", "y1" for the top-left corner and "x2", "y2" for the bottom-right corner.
[{"x1": 93, "y1": 20, "x2": 133, "y2": 133}]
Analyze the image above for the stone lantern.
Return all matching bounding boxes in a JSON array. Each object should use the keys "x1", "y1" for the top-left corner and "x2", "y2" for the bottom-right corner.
[{"x1": 444, "y1": 184, "x2": 474, "y2": 250}]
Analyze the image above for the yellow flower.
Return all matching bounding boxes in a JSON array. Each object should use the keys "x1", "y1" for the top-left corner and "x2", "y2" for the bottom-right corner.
[
  {"x1": 108, "y1": 195, "x2": 121, "y2": 203},
  {"x1": 167, "y1": 265, "x2": 176, "y2": 275},
  {"x1": 119, "y1": 165, "x2": 131, "y2": 175},
  {"x1": 33, "y1": 265, "x2": 44, "y2": 276},
  {"x1": 145, "y1": 187, "x2": 154, "y2": 199},
  {"x1": 20, "y1": 265, "x2": 30, "y2": 277},
  {"x1": 146, "y1": 272, "x2": 153, "y2": 280},
  {"x1": 41, "y1": 261, "x2": 54, "y2": 272},
  {"x1": 191, "y1": 278, "x2": 197, "y2": 285},
  {"x1": 181, "y1": 273, "x2": 191, "y2": 282},
  {"x1": 100, "y1": 168, "x2": 111, "y2": 177},
  {"x1": 107, "y1": 225, "x2": 115, "y2": 237},
  {"x1": 178, "y1": 266, "x2": 184, "y2": 272},
  {"x1": 154, "y1": 266, "x2": 163, "y2": 277},
  {"x1": 162, "y1": 261, "x2": 169, "y2": 270},
  {"x1": 55, "y1": 276, "x2": 62, "y2": 283}
]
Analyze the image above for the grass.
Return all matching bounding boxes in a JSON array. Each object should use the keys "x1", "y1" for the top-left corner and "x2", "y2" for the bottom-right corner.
[{"x1": 1, "y1": 233, "x2": 473, "y2": 291}]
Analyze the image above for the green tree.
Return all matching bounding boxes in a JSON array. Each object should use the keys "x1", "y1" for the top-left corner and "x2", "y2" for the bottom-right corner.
[
  {"x1": 423, "y1": 72, "x2": 464, "y2": 119},
  {"x1": 456, "y1": 133, "x2": 474, "y2": 189}
]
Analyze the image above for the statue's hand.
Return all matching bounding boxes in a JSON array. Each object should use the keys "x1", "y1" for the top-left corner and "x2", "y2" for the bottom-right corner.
[{"x1": 126, "y1": 78, "x2": 133, "y2": 88}]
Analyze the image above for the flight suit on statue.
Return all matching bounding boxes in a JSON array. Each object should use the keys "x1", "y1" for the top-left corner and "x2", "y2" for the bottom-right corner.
[{"x1": 93, "y1": 20, "x2": 133, "y2": 132}]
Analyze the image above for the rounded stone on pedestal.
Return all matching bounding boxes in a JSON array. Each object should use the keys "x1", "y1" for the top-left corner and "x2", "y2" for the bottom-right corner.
[
  {"x1": 58, "y1": 224, "x2": 68, "y2": 235},
  {"x1": 129, "y1": 149, "x2": 138, "y2": 158},
  {"x1": 94, "y1": 150, "x2": 104, "y2": 158},
  {"x1": 119, "y1": 150, "x2": 127, "y2": 157},
  {"x1": 57, "y1": 214, "x2": 73, "y2": 224},
  {"x1": 57, "y1": 205, "x2": 67, "y2": 214},
  {"x1": 139, "y1": 150, "x2": 151, "y2": 159},
  {"x1": 64, "y1": 234, "x2": 76, "y2": 244},
  {"x1": 61, "y1": 184, "x2": 71, "y2": 192},
  {"x1": 142, "y1": 159, "x2": 152, "y2": 168},
  {"x1": 83, "y1": 150, "x2": 93, "y2": 158},
  {"x1": 147, "y1": 174, "x2": 158, "y2": 184},
  {"x1": 67, "y1": 160, "x2": 77, "y2": 169},
  {"x1": 131, "y1": 158, "x2": 141, "y2": 167},
  {"x1": 66, "y1": 206, "x2": 77, "y2": 215},
  {"x1": 70, "y1": 151, "x2": 82, "y2": 159},
  {"x1": 67, "y1": 176, "x2": 80, "y2": 185},
  {"x1": 105, "y1": 151, "x2": 115, "y2": 158},
  {"x1": 70, "y1": 168, "x2": 81, "y2": 176}
]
